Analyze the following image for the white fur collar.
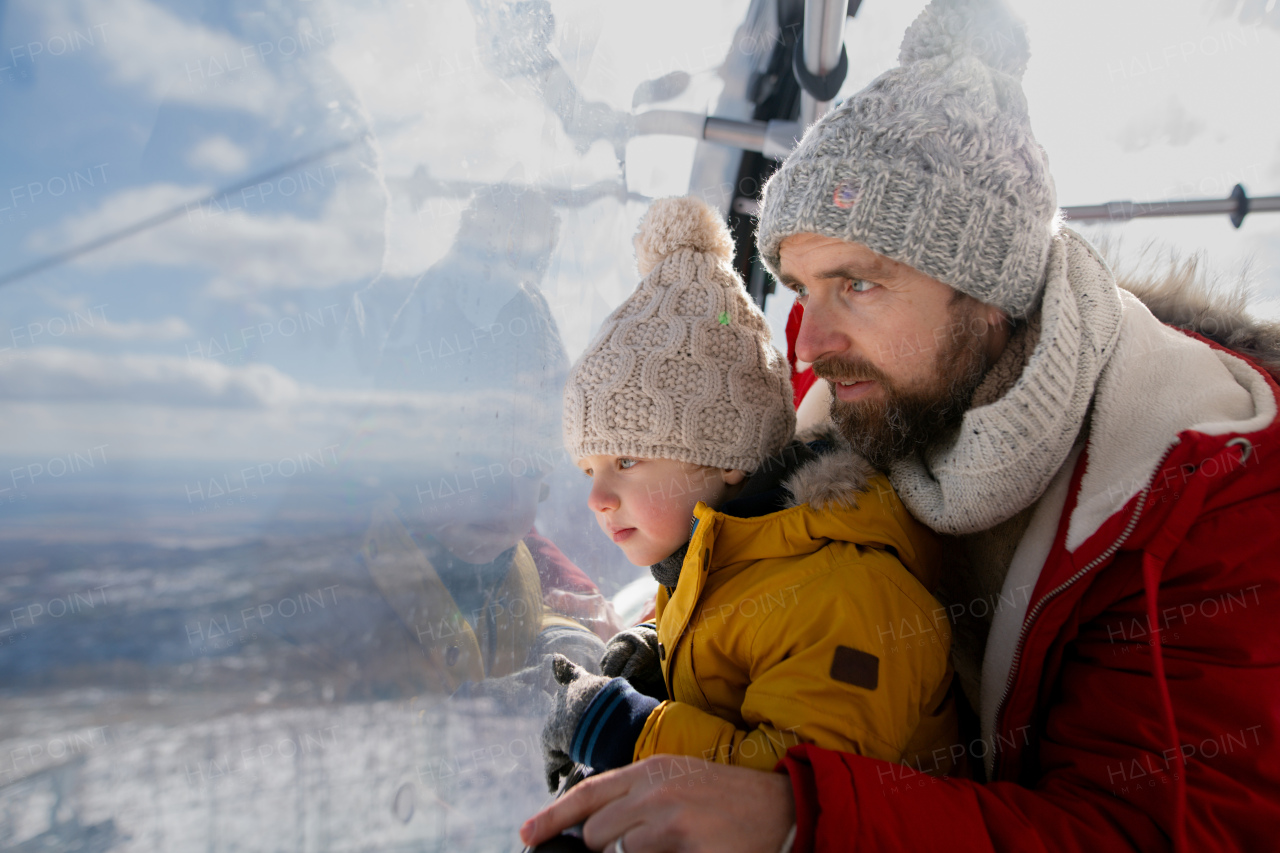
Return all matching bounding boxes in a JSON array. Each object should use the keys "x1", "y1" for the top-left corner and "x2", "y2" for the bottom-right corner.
[
  {"x1": 1067, "y1": 291, "x2": 1274, "y2": 550},
  {"x1": 781, "y1": 428, "x2": 874, "y2": 511}
]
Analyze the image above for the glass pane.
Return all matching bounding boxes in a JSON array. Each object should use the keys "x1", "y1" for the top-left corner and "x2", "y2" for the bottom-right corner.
[{"x1": 0, "y1": 0, "x2": 746, "y2": 848}]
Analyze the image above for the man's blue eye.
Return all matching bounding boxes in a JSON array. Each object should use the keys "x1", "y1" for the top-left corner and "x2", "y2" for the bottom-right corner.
[{"x1": 850, "y1": 279, "x2": 878, "y2": 293}]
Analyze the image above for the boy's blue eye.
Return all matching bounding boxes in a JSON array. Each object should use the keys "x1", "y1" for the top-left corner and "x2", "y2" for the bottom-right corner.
[{"x1": 618, "y1": 458, "x2": 637, "y2": 470}]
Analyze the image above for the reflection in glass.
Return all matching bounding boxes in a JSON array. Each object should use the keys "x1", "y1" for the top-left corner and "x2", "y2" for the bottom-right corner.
[{"x1": 0, "y1": 0, "x2": 724, "y2": 848}]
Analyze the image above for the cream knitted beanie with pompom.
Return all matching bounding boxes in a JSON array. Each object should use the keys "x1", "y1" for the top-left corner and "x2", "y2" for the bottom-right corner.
[{"x1": 564, "y1": 196, "x2": 794, "y2": 473}]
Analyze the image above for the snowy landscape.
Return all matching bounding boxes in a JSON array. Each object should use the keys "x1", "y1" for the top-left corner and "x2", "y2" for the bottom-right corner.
[{"x1": 0, "y1": 509, "x2": 558, "y2": 851}]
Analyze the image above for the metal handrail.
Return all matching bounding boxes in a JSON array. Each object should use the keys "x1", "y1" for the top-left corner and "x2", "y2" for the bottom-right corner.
[
  {"x1": 727, "y1": 184, "x2": 1280, "y2": 228},
  {"x1": 1061, "y1": 184, "x2": 1280, "y2": 228}
]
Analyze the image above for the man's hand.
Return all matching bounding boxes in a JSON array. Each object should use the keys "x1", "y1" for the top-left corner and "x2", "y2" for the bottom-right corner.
[{"x1": 520, "y1": 755, "x2": 796, "y2": 853}]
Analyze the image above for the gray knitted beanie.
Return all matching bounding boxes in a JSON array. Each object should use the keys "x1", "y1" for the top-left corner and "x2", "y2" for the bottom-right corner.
[
  {"x1": 757, "y1": 0, "x2": 1058, "y2": 319},
  {"x1": 564, "y1": 196, "x2": 794, "y2": 472}
]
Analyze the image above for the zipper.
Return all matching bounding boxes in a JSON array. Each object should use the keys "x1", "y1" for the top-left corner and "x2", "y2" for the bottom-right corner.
[
  {"x1": 989, "y1": 483, "x2": 1153, "y2": 776},
  {"x1": 990, "y1": 430, "x2": 1253, "y2": 776}
]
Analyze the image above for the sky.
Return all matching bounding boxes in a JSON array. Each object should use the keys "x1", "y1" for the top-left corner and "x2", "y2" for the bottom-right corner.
[{"x1": 0, "y1": 0, "x2": 1277, "y2": 475}]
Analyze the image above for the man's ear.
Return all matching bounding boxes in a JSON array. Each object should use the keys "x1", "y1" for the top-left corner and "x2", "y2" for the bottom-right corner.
[
  {"x1": 722, "y1": 469, "x2": 748, "y2": 486},
  {"x1": 973, "y1": 300, "x2": 1013, "y2": 363},
  {"x1": 986, "y1": 304, "x2": 1011, "y2": 334}
]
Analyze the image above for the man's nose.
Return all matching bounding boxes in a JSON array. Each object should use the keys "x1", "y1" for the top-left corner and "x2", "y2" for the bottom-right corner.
[
  {"x1": 793, "y1": 299, "x2": 849, "y2": 366},
  {"x1": 587, "y1": 479, "x2": 618, "y2": 514}
]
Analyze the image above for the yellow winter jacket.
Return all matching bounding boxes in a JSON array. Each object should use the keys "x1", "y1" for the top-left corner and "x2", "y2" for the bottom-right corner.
[
  {"x1": 635, "y1": 450, "x2": 959, "y2": 775},
  {"x1": 361, "y1": 498, "x2": 592, "y2": 694}
]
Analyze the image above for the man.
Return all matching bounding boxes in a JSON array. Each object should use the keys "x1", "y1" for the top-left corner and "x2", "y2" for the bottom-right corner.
[
  {"x1": 521, "y1": 0, "x2": 1280, "y2": 850},
  {"x1": 280, "y1": 188, "x2": 611, "y2": 703}
]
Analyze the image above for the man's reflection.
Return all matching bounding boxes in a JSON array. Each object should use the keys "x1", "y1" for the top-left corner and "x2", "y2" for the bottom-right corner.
[{"x1": 358, "y1": 189, "x2": 611, "y2": 705}]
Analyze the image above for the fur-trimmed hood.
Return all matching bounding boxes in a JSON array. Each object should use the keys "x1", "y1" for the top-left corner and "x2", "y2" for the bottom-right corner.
[
  {"x1": 1119, "y1": 263, "x2": 1280, "y2": 377},
  {"x1": 679, "y1": 423, "x2": 943, "y2": 592},
  {"x1": 780, "y1": 426, "x2": 876, "y2": 512},
  {"x1": 689, "y1": 440, "x2": 944, "y2": 595},
  {"x1": 651, "y1": 428, "x2": 899, "y2": 590}
]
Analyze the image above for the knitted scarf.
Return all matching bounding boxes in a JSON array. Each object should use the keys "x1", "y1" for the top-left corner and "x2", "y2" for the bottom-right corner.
[
  {"x1": 888, "y1": 229, "x2": 1124, "y2": 535},
  {"x1": 650, "y1": 543, "x2": 687, "y2": 593}
]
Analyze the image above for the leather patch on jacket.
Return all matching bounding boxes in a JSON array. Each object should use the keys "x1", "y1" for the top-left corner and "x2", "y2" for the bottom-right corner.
[{"x1": 830, "y1": 645, "x2": 878, "y2": 690}]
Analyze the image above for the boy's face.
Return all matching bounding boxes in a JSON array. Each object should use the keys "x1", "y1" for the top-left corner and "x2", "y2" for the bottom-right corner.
[
  {"x1": 420, "y1": 465, "x2": 546, "y2": 565},
  {"x1": 576, "y1": 454, "x2": 745, "y2": 567}
]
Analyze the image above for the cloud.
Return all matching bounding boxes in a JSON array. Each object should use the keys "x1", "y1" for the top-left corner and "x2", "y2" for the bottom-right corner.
[
  {"x1": 187, "y1": 136, "x2": 250, "y2": 174},
  {"x1": 27, "y1": 182, "x2": 212, "y2": 254},
  {"x1": 0, "y1": 346, "x2": 303, "y2": 408},
  {"x1": 1215, "y1": 0, "x2": 1280, "y2": 31},
  {"x1": 4, "y1": 304, "x2": 192, "y2": 345},
  {"x1": 1116, "y1": 95, "x2": 1208, "y2": 152},
  {"x1": 36, "y1": 0, "x2": 323, "y2": 115},
  {"x1": 77, "y1": 316, "x2": 194, "y2": 341},
  {"x1": 0, "y1": 347, "x2": 565, "y2": 464},
  {"x1": 0, "y1": 345, "x2": 552, "y2": 413},
  {"x1": 29, "y1": 173, "x2": 384, "y2": 297}
]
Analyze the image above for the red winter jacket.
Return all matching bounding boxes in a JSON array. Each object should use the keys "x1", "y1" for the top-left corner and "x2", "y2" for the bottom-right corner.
[{"x1": 778, "y1": 287, "x2": 1280, "y2": 851}]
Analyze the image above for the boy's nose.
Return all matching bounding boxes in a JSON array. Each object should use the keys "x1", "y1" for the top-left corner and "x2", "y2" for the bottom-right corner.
[{"x1": 587, "y1": 479, "x2": 619, "y2": 514}]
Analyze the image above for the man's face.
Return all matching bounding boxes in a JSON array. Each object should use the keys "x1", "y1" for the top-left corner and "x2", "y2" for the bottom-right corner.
[
  {"x1": 576, "y1": 454, "x2": 742, "y2": 567},
  {"x1": 777, "y1": 234, "x2": 1009, "y2": 469}
]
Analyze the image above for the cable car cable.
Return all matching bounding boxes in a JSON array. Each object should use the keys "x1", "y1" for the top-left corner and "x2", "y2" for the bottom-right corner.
[{"x1": 0, "y1": 134, "x2": 371, "y2": 290}]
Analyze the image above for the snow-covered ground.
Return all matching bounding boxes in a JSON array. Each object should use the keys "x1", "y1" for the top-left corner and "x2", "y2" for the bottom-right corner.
[
  {"x1": 0, "y1": 513, "x2": 569, "y2": 852},
  {"x1": 0, "y1": 692, "x2": 548, "y2": 851}
]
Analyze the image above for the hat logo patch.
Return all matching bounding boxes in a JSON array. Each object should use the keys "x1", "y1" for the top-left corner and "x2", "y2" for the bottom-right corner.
[{"x1": 832, "y1": 180, "x2": 861, "y2": 209}]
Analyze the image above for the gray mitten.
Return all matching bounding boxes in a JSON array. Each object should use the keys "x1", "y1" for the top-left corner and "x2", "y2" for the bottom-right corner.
[
  {"x1": 600, "y1": 623, "x2": 667, "y2": 701},
  {"x1": 540, "y1": 654, "x2": 611, "y2": 792}
]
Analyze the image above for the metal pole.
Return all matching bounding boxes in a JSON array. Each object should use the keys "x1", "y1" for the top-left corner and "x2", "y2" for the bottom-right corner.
[
  {"x1": 799, "y1": 0, "x2": 847, "y2": 126},
  {"x1": 703, "y1": 116, "x2": 769, "y2": 151},
  {"x1": 730, "y1": 191, "x2": 1280, "y2": 223},
  {"x1": 636, "y1": 111, "x2": 800, "y2": 160},
  {"x1": 1062, "y1": 185, "x2": 1280, "y2": 228}
]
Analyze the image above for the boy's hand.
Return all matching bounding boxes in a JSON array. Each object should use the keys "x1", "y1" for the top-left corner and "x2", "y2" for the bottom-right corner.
[
  {"x1": 541, "y1": 653, "x2": 663, "y2": 792},
  {"x1": 600, "y1": 624, "x2": 668, "y2": 701},
  {"x1": 541, "y1": 654, "x2": 612, "y2": 792}
]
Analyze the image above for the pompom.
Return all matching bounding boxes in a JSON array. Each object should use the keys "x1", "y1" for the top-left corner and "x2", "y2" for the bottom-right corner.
[
  {"x1": 634, "y1": 196, "x2": 735, "y2": 276},
  {"x1": 898, "y1": 0, "x2": 1030, "y2": 79}
]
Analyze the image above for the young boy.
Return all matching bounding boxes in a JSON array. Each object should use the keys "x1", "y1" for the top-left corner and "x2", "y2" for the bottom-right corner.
[{"x1": 541, "y1": 196, "x2": 960, "y2": 791}]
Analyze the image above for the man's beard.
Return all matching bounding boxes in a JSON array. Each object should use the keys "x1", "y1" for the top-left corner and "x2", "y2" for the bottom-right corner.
[{"x1": 815, "y1": 305, "x2": 992, "y2": 471}]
